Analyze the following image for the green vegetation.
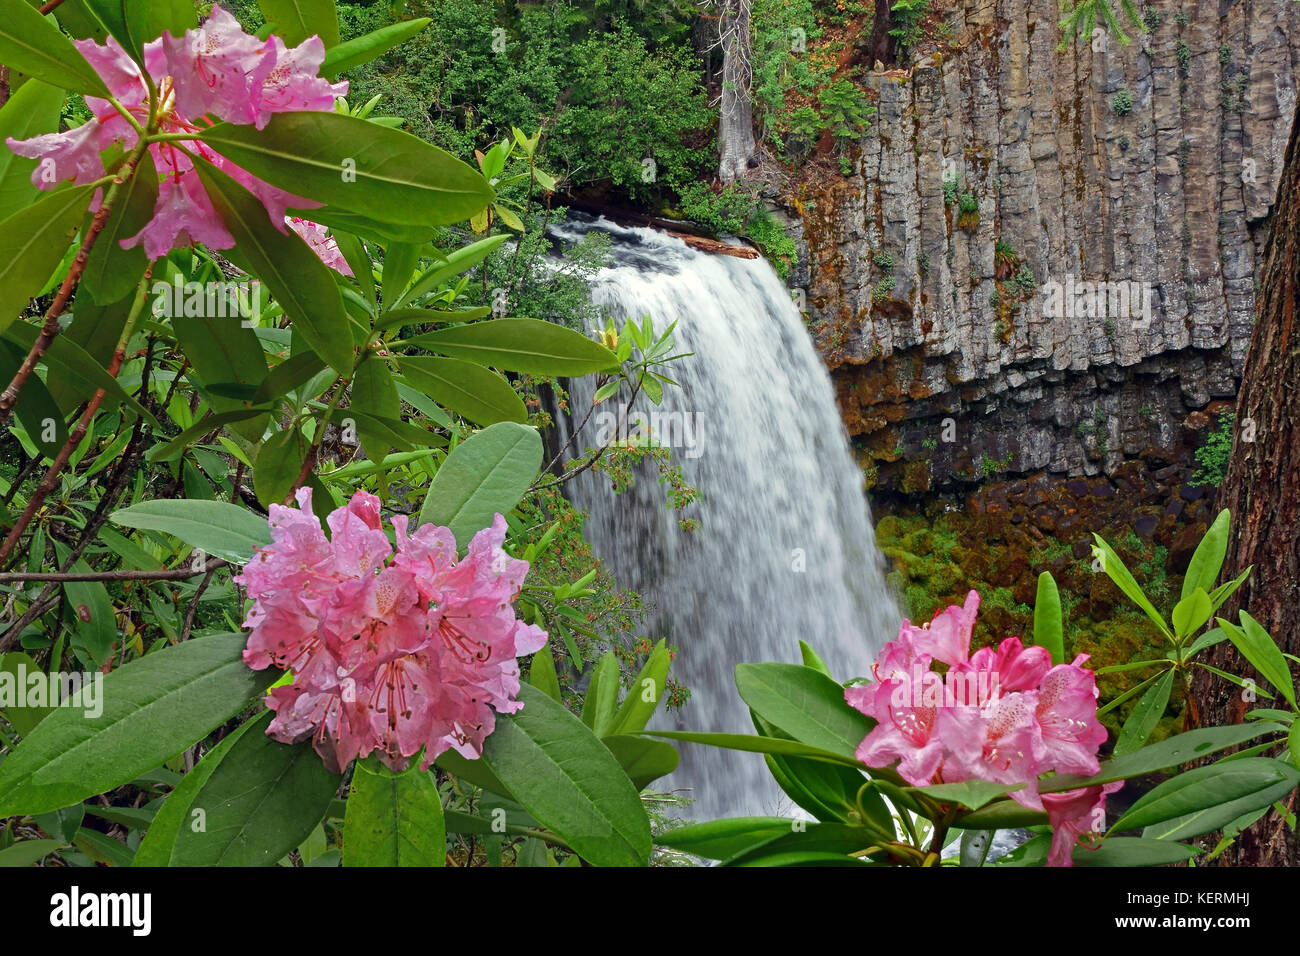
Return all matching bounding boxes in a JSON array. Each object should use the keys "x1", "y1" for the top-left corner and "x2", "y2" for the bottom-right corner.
[
  {"x1": 1192, "y1": 410, "x2": 1235, "y2": 487},
  {"x1": 1112, "y1": 87, "x2": 1135, "y2": 116}
]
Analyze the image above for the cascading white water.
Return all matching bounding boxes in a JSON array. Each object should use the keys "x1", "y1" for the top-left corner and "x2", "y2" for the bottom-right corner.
[{"x1": 550, "y1": 216, "x2": 901, "y2": 820}]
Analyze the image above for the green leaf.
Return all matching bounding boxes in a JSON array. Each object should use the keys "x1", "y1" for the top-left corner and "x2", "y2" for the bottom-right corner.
[
  {"x1": 350, "y1": 355, "x2": 401, "y2": 463},
  {"x1": 0, "y1": 0, "x2": 110, "y2": 97},
  {"x1": 1111, "y1": 758, "x2": 1300, "y2": 837},
  {"x1": 57, "y1": 555, "x2": 115, "y2": 668},
  {"x1": 1224, "y1": 613, "x2": 1297, "y2": 709},
  {"x1": 913, "y1": 780, "x2": 1022, "y2": 811},
  {"x1": 720, "y1": 821, "x2": 875, "y2": 866},
  {"x1": 434, "y1": 748, "x2": 511, "y2": 798},
  {"x1": 404, "y1": 318, "x2": 619, "y2": 376},
  {"x1": 0, "y1": 338, "x2": 67, "y2": 458},
  {"x1": 74, "y1": 825, "x2": 134, "y2": 866},
  {"x1": 601, "y1": 735, "x2": 679, "y2": 790},
  {"x1": 0, "y1": 838, "x2": 64, "y2": 867},
  {"x1": 146, "y1": 409, "x2": 266, "y2": 463},
  {"x1": 201, "y1": 113, "x2": 492, "y2": 229},
  {"x1": 194, "y1": 157, "x2": 353, "y2": 375},
  {"x1": 256, "y1": 0, "x2": 338, "y2": 47},
  {"x1": 1112, "y1": 668, "x2": 1174, "y2": 756},
  {"x1": 1043, "y1": 723, "x2": 1284, "y2": 793},
  {"x1": 640, "y1": 730, "x2": 867, "y2": 769},
  {"x1": 607, "y1": 638, "x2": 670, "y2": 735},
  {"x1": 320, "y1": 17, "x2": 430, "y2": 78},
  {"x1": 527, "y1": 645, "x2": 562, "y2": 704},
  {"x1": 253, "y1": 422, "x2": 311, "y2": 508},
  {"x1": 1032, "y1": 571, "x2": 1065, "y2": 665},
  {"x1": 798, "y1": 640, "x2": 833, "y2": 678},
  {"x1": 1171, "y1": 588, "x2": 1212, "y2": 639},
  {"x1": 581, "y1": 651, "x2": 619, "y2": 736},
  {"x1": 1069, "y1": 837, "x2": 1199, "y2": 867},
  {"x1": 84, "y1": 0, "x2": 150, "y2": 64},
  {"x1": 954, "y1": 798, "x2": 1048, "y2": 830},
  {"x1": 1092, "y1": 535, "x2": 1172, "y2": 638},
  {"x1": 416, "y1": 421, "x2": 540, "y2": 547},
  {"x1": 0, "y1": 184, "x2": 95, "y2": 336},
  {"x1": 0, "y1": 652, "x2": 52, "y2": 736},
  {"x1": 0, "y1": 634, "x2": 276, "y2": 816},
  {"x1": 734, "y1": 662, "x2": 872, "y2": 760},
  {"x1": 343, "y1": 760, "x2": 445, "y2": 867},
  {"x1": 110, "y1": 499, "x2": 271, "y2": 563},
  {"x1": 1183, "y1": 508, "x2": 1231, "y2": 600},
  {"x1": 139, "y1": 711, "x2": 339, "y2": 865},
  {"x1": 143, "y1": 0, "x2": 196, "y2": 37},
  {"x1": 0, "y1": 78, "x2": 64, "y2": 220},
  {"x1": 35, "y1": 803, "x2": 84, "y2": 843},
  {"x1": 655, "y1": 817, "x2": 795, "y2": 860},
  {"x1": 479, "y1": 684, "x2": 651, "y2": 866},
  {"x1": 396, "y1": 234, "x2": 508, "y2": 306},
  {"x1": 396, "y1": 356, "x2": 524, "y2": 426}
]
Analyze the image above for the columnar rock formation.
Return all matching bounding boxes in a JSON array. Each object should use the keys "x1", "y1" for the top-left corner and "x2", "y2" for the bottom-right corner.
[{"x1": 778, "y1": 0, "x2": 1300, "y2": 495}]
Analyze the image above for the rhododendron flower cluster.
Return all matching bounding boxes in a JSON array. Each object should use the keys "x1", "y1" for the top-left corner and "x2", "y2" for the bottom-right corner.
[
  {"x1": 4, "y1": 7, "x2": 349, "y2": 269},
  {"x1": 846, "y1": 590, "x2": 1114, "y2": 866},
  {"x1": 237, "y1": 489, "x2": 548, "y2": 774}
]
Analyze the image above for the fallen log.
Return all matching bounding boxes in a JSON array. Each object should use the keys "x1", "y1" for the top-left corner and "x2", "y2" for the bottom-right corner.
[{"x1": 668, "y1": 231, "x2": 759, "y2": 259}]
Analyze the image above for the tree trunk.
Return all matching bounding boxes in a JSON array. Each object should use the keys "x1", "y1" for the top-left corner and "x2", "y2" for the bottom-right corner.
[
  {"x1": 1190, "y1": 97, "x2": 1300, "y2": 866},
  {"x1": 717, "y1": 0, "x2": 756, "y2": 184}
]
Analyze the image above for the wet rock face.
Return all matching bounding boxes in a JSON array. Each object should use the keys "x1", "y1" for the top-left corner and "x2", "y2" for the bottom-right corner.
[{"x1": 779, "y1": 0, "x2": 1300, "y2": 492}]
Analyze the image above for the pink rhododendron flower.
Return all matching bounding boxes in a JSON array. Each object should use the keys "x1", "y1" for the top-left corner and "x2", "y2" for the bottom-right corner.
[
  {"x1": 237, "y1": 489, "x2": 548, "y2": 773},
  {"x1": 846, "y1": 589, "x2": 1111, "y2": 866},
  {"x1": 3, "y1": 7, "x2": 347, "y2": 266},
  {"x1": 288, "y1": 217, "x2": 354, "y2": 275},
  {"x1": 1041, "y1": 782, "x2": 1122, "y2": 867}
]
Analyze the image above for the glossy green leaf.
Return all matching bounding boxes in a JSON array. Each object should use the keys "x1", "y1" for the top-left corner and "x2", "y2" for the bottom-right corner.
[
  {"x1": 0, "y1": 184, "x2": 95, "y2": 335},
  {"x1": 642, "y1": 730, "x2": 866, "y2": 768},
  {"x1": 1112, "y1": 758, "x2": 1300, "y2": 838},
  {"x1": 256, "y1": 0, "x2": 338, "y2": 47},
  {"x1": 320, "y1": 17, "x2": 430, "y2": 78},
  {"x1": 1223, "y1": 613, "x2": 1297, "y2": 709},
  {"x1": 734, "y1": 662, "x2": 872, "y2": 760},
  {"x1": 1112, "y1": 668, "x2": 1174, "y2": 756},
  {"x1": 35, "y1": 803, "x2": 84, "y2": 843},
  {"x1": 913, "y1": 780, "x2": 1023, "y2": 811},
  {"x1": 416, "y1": 421, "x2": 540, "y2": 547},
  {"x1": 798, "y1": 640, "x2": 833, "y2": 678},
  {"x1": 0, "y1": 634, "x2": 276, "y2": 816},
  {"x1": 479, "y1": 684, "x2": 651, "y2": 866},
  {"x1": 607, "y1": 638, "x2": 670, "y2": 736},
  {"x1": 195, "y1": 157, "x2": 354, "y2": 375},
  {"x1": 1032, "y1": 571, "x2": 1064, "y2": 665},
  {"x1": 655, "y1": 817, "x2": 794, "y2": 860},
  {"x1": 405, "y1": 318, "x2": 619, "y2": 376},
  {"x1": 253, "y1": 423, "x2": 311, "y2": 507},
  {"x1": 0, "y1": 78, "x2": 64, "y2": 220},
  {"x1": 0, "y1": 652, "x2": 52, "y2": 736},
  {"x1": 350, "y1": 355, "x2": 401, "y2": 463},
  {"x1": 527, "y1": 645, "x2": 562, "y2": 704},
  {"x1": 397, "y1": 356, "x2": 525, "y2": 426},
  {"x1": 1092, "y1": 534, "x2": 1172, "y2": 638},
  {"x1": 0, "y1": 838, "x2": 63, "y2": 867},
  {"x1": 1171, "y1": 588, "x2": 1212, "y2": 639},
  {"x1": 1183, "y1": 508, "x2": 1230, "y2": 600},
  {"x1": 581, "y1": 650, "x2": 619, "y2": 736},
  {"x1": 721, "y1": 821, "x2": 874, "y2": 866},
  {"x1": 201, "y1": 113, "x2": 492, "y2": 229},
  {"x1": 343, "y1": 759, "x2": 445, "y2": 867},
  {"x1": 397, "y1": 234, "x2": 507, "y2": 307},
  {"x1": 84, "y1": 0, "x2": 150, "y2": 64},
  {"x1": 110, "y1": 499, "x2": 271, "y2": 563},
  {"x1": 602, "y1": 734, "x2": 679, "y2": 790},
  {"x1": 0, "y1": 0, "x2": 110, "y2": 97}
]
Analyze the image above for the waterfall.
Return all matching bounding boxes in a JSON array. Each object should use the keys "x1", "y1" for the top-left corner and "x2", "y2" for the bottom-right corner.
[{"x1": 550, "y1": 216, "x2": 901, "y2": 820}]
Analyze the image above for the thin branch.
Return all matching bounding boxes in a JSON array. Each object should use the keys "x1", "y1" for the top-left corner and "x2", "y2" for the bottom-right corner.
[{"x1": 0, "y1": 560, "x2": 227, "y2": 584}]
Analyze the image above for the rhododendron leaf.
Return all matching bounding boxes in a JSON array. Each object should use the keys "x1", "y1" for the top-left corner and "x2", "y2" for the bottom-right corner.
[
  {"x1": 655, "y1": 817, "x2": 800, "y2": 860},
  {"x1": 0, "y1": 184, "x2": 96, "y2": 336},
  {"x1": 172, "y1": 302, "x2": 273, "y2": 442},
  {"x1": 332, "y1": 231, "x2": 374, "y2": 303},
  {"x1": 379, "y1": 241, "x2": 421, "y2": 306},
  {"x1": 607, "y1": 638, "x2": 671, "y2": 735},
  {"x1": 194, "y1": 158, "x2": 354, "y2": 376},
  {"x1": 913, "y1": 780, "x2": 1024, "y2": 811},
  {"x1": 144, "y1": 0, "x2": 197, "y2": 37},
  {"x1": 152, "y1": 711, "x2": 339, "y2": 866},
  {"x1": 395, "y1": 234, "x2": 508, "y2": 308},
  {"x1": 641, "y1": 730, "x2": 866, "y2": 768},
  {"x1": 0, "y1": 78, "x2": 63, "y2": 220},
  {"x1": 1207, "y1": 566, "x2": 1251, "y2": 614},
  {"x1": 1171, "y1": 588, "x2": 1212, "y2": 639},
  {"x1": 84, "y1": 0, "x2": 150, "y2": 64},
  {"x1": 201, "y1": 113, "x2": 493, "y2": 228},
  {"x1": 480, "y1": 684, "x2": 651, "y2": 866},
  {"x1": 343, "y1": 760, "x2": 445, "y2": 867},
  {"x1": 1113, "y1": 758, "x2": 1300, "y2": 838},
  {"x1": 253, "y1": 351, "x2": 327, "y2": 404},
  {"x1": 994, "y1": 835, "x2": 1198, "y2": 867},
  {"x1": 0, "y1": 0, "x2": 111, "y2": 97},
  {"x1": 751, "y1": 709, "x2": 873, "y2": 826},
  {"x1": 320, "y1": 18, "x2": 431, "y2": 79},
  {"x1": 1032, "y1": 571, "x2": 1065, "y2": 665},
  {"x1": 602, "y1": 735, "x2": 679, "y2": 790},
  {"x1": 350, "y1": 354, "x2": 402, "y2": 463},
  {"x1": 1112, "y1": 668, "x2": 1173, "y2": 755},
  {"x1": 435, "y1": 748, "x2": 512, "y2": 798},
  {"x1": 147, "y1": 410, "x2": 267, "y2": 463},
  {"x1": 581, "y1": 650, "x2": 619, "y2": 736},
  {"x1": 955, "y1": 799, "x2": 1049, "y2": 830},
  {"x1": 1182, "y1": 508, "x2": 1230, "y2": 600},
  {"x1": 0, "y1": 339, "x2": 67, "y2": 458},
  {"x1": 1091, "y1": 535, "x2": 1172, "y2": 638},
  {"x1": 307, "y1": 206, "x2": 439, "y2": 246},
  {"x1": 734, "y1": 662, "x2": 873, "y2": 760},
  {"x1": 1223, "y1": 613, "x2": 1297, "y2": 709},
  {"x1": 1045, "y1": 722, "x2": 1284, "y2": 793},
  {"x1": 110, "y1": 499, "x2": 272, "y2": 563},
  {"x1": 0, "y1": 653, "x2": 51, "y2": 737},
  {"x1": 416, "y1": 421, "x2": 541, "y2": 547},
  {"x1": 798, "y1": 640, "x2": 833, "y2": 678},
  {"x1": 528, "y1": 645, "x2": 562, "y2": 704},
  {"x1": 253, "y1": 423, "x2": 311, "y2": 507},
  {"x1": 404, "y1": 319, "x2": 620, "y2": 376},
  {"x1": 719, "y1": 821, "x2": 875, "y2": 866},
  {"x1": 397, "y1": 356, "x2": 526, "y2": 426},
  {"x1": 0, "y1": 634, "x2": 276, "y2": 817},
  {"x1": 0, "y1": 839, "x2": 64, "y2": 867},
  {"x1": 257, "y1": 0, "x2": 339, "y2": 48},
  {"x1": 82, "y1": 154, "x2": 157, "y2": 305}
]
